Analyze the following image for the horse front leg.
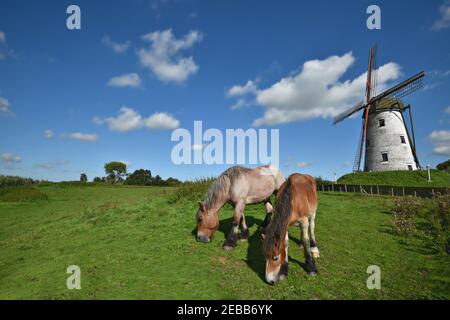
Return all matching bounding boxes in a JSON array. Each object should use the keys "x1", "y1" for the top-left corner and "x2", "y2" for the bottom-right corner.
[
  {"x1": 239, "y1": 213, "x2": 249, "y2": 241},
  {"x1": 279, "y1": 231, "x2": 289, "y2": 281},
  {"x1": 300, "y1": 217, "x2": 318, "y2": 276},
  {"x1": 260, "y1": 199, "x2": 273, "y2": 235},
  {"x1": 309, "y1": 211, "x2": 320, "y2": 258},
  {"x1": 223, "y1": 201, "x2": 245, "y2": 251}
]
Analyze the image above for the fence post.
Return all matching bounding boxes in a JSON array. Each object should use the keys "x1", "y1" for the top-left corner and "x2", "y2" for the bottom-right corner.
[
  {"x1": 414, "y1": 190, "x2": 417, "y2": 198},
  {"x1": 402, "y1": 187, "x2": 405, "y2": 197},
  {"x1": 377, "y1": 185, "x2": 379, "y2": 195},
  {"x1": 345, "y1": 184, "x2": 347, "y2": 192},
  {"x1": 370, "y1": 186, "x2": 373, "y2": 196},
  {"x1": 391, "y1": 187, "x2": 394, "y2": 197}
]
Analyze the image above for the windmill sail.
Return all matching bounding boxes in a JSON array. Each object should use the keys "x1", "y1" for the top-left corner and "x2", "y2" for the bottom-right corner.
[
  {"x1": 371, "y1": 71, "x2": 425, "y2": 108},
  {"x1": 333, "y1": 101, "x2": 365, "y2": 125}
]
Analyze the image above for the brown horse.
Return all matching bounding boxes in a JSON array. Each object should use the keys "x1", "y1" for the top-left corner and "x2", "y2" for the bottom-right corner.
[
  {"x1": 196, "y1": 165, "x2": 285, "y2": 250},
  {"x1": 262, "y1": 173, "x2": 319, "y2": 285}
]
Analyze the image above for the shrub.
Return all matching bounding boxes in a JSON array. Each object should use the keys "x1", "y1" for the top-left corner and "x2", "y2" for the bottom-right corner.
[
  {"x1": 422, "y1": 192, "x2": 450, "y2": 254},
  {"x1": 80, "y1": 173, "x2": 88, "y2": 183},
  {"x1": 315, "y1": 176, "x2": 333, "y2": 185},
  {"x1": 0, "y1": 187, "x2": 48, "y2": 202},
  {"x1": 391, "y1": 196, "x2": 422, "y2": 235},
  {"x1": 0, "y1": 175, "x2": 36, "y2": 188},
  {"x1": 436, "y1": 159, "x2": 450, "y2": 171},
  {"x1": 167, "y1": 178, "x2": 214, "y2": 204}
]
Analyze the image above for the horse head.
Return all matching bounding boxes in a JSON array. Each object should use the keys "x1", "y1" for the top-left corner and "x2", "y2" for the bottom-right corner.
[{"x1": 196, "y1": 202, "x2": 219, "y2": 243}]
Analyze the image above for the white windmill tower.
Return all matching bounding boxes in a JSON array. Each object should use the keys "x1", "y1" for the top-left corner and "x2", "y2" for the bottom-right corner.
[{"x1": 333, "y1": 46, "x2": 425, "y2": 172}]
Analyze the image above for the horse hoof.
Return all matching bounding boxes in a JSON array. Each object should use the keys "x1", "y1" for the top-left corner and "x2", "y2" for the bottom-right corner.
[
  {"x1": 223, "y1": 245, "x2": 234, "y2": 251},
  {"x1": 311, "y1": 247, "x2": 320, "y2": 258},
  {"x1": 308, "y1": 271, "x2": 318, "y2": 277},
  {"x1": 239, "y1": 229, "x2": 249, "y2": 241}
]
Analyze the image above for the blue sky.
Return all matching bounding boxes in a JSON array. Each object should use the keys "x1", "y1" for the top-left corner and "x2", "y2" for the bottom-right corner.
[{"x1": 0, "y1": 0, "x2": 449, "y2": 181}]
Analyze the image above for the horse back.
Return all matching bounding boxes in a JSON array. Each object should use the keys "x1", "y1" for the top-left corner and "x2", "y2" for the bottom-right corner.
[{"x1": 288, "y1": 173, "x2": 317, "y2": 218}]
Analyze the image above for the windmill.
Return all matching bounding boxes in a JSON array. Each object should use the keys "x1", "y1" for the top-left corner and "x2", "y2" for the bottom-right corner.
[{"x1": 333, "y1": 46, "x2": 425, "y2": 172}]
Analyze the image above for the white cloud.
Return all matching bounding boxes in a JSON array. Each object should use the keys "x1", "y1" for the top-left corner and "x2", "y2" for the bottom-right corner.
[
  {"x1": 96, "y1": 107, "x2": 180, "y2": 132},
  {"x1": 107, "y1": 73, "x2": 142, "y2": 88},
  {"x1": 1, "y1": 152, "x2": 21, "y2": 163},
  {"x1": 68, "y1": 132, "x2": 98, "y2": 142},
  {"x1": 102, "y1": 106, "x2": 143, "y2": 132},
  {"x1": 231, "y1": 52, "x2": 401, "y2": 126},
  {"x1": 432, "y1": 1, "x2": 450, "y2": 30},
  {"x1": 424, "y1": 82, "x2": 442, "y2": 91},
  {"x1": 35, "y1": 160, "x2": 69, "y2": 170},
  {"x1": 230, "y1": 98, "x2": 252, "y2": 110},
  {"x1": 137, "y1": 29, "x2": 203, "y2": 83},
  {"x1": 429, "y1": 130, "x2": 450, "y2": 156},
  {"x1": 296, "y1": 161, "x2": 313, "y2": 168},
  {"x1": 227, "y1": 80, "x2": 258, "y2": 97},
  {"x1": 145, "y1": 112, "x2": 179, "y2": 130},
  {"x1": 445, "y1": 106, "x2": 450, "y2": 114},
  {"x1": 0, "y1": 31, "x2": 5, "y2": 44},
  {"x1": 0, "y1": 96, "x2": 11, "y2": 113},
  {"x1": 102, "y1": 35, "x2": 130, "y2": 54},
  {"x1": 44, "y1": 129, "x2": 54, "y2": 139}
]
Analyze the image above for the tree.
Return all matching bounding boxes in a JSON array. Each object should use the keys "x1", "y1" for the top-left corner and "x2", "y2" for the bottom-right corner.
[
  {"x1": 93, "y1": 177, "x2": 102, "y2": 183},
  {"x1": 104, "y1": 161, "x2": 127, "y2": 182},
  {"x1": 125, "y1": 169, "x2": 152, "y2": 186},
  {"x1": 436, "y1": 159, "x2": 450, "y2": 171},
  {"x1": 165, "y1": 177, "x2": 182, "y2": 186},
  {"x1": 151, "y1": 174, "x2": 164, "y2": 186},
  {"x1": 80, "y1": 173, "x2": 88, "y2": 183}
]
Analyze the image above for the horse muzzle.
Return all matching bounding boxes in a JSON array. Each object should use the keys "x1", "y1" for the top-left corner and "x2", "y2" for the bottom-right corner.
[
  {"x1": 265, "y1": 272, "x2": 278, "y2": 285},
  {"x1": 196, "y1": 235, "x2": 211, "y2": 243}
]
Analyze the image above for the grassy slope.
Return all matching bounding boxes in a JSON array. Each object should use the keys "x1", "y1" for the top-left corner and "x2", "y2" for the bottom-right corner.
[
  {"x1": 337, "y1": 170, "x2": 450, "y2": 188},
  {"x1": 0, "y1": 185, "x2": 448, "y2": 299}
]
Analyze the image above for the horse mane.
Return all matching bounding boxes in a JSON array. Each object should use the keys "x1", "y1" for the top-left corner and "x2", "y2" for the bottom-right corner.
[
  {"x1": 263, "y1": 177, "x2": 292, "y2": 257},
  {"x1": 203, "y1": 166, "x2": 245, "y2": 208}
]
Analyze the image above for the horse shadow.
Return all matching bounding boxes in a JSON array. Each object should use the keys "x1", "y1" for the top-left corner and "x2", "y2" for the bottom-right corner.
[
  {"x1": 243, "y1": 219, "x2": 266, "y2": 281},
  {"x1": 190, "y1": 214, "x2": 261, "y2": 242},
  {"x1": 190, "y1": 211, "x2": 267, "y2": 281}
]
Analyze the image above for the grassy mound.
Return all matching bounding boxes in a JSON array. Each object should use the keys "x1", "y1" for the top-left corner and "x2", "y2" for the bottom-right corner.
[
  {"x1": 337, "y1": 170, "x2": 450, "y2": 188},
  {"x1": 0, "y1": 187, "x2": 48, "y2": 202}
]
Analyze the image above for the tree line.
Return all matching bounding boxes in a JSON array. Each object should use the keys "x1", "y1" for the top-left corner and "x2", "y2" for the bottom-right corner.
[{"x1": 84, "y1": 161, "x2": 181, "y2": 186}]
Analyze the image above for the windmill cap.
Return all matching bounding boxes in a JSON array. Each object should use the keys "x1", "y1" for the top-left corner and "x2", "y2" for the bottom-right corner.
[{"x1": 371, "y1": 97, "x2": 406, "y2": 112}]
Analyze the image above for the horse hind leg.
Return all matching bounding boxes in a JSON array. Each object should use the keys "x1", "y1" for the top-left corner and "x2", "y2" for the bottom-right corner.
[
  {"x1": 300, "y1": 217, "x2": 318, "y2": 276},
  {"x1": 309, "y1": 210, "x2": 320, "y2": 258}
]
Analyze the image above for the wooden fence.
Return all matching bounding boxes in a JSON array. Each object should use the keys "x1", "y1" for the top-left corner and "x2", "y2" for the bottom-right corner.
[{"x1": 317, "y1": 184, "x2": 449, "y2": 198}]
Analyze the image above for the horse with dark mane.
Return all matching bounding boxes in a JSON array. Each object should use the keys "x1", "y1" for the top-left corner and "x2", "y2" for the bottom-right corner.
[
  {"x1": 196, "y1": 165, "x2": 285, "y2": 250},
  {"x1": 262, "y1": 173, "x2": 319, "y2": 285}
]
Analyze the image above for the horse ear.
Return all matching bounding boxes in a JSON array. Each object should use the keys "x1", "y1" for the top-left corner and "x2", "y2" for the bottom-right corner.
[{"x1": 198, "y1": 202, "x2": 206, "y2": 212}]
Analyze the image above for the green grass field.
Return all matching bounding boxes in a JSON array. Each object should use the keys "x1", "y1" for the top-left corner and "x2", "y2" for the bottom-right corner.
[
  {"x1": 337, "y1": 170, "x2": 450, "y2": 188},
  {"x1": 0, "y1": 185, "x2": 449, "y2": 299}
]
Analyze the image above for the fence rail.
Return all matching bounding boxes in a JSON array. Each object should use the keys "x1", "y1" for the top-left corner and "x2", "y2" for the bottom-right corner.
[{"x1": 317, "y1": 184, "x2": 449, "y2": 198}]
